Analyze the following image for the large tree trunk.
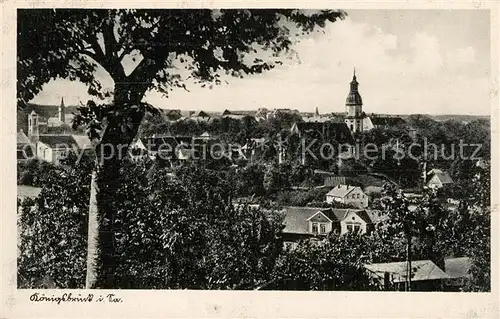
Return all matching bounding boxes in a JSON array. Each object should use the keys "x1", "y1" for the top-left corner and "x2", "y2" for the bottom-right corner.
[
  {"x1": 85, "y1": 171, "x2": 99, "y2": 288},
  {"x1": 85, "y1": 84, "x2": 146, "y2": 289}
]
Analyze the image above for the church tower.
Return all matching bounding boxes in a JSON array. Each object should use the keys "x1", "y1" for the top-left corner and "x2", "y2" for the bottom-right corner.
[
  {"x1": 344, "y1": 68, "x2": 364, "y2": 133},
  {"x1": 58, "y1": 97, "x2": 65, "y2": 123},
  {"x1": 28, "y1": 110, "x2": 39, "y2": 143}
]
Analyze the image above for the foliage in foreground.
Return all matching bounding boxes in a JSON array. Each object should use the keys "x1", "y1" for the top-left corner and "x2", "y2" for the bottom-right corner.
[
  {"x1": 18, "y1": 158, "x2": 491, "y2": 290},
  {"x1": 18, "y1": 159, "x2": 284, "y2": 289}
]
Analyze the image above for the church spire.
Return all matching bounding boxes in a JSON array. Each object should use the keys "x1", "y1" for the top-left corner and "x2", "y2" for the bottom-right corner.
[
  {"x1": 315, "y1": 106, "x2": 319, "y2": 116},
  {"x1": 346, "y1": 68, "x2": 362, "y2": 106},
  {"x1": 58, "y1": 97, "x2": 65, "y2": 123}
]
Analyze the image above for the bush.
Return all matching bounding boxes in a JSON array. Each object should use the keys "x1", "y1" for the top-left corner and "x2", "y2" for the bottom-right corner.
[
  {"x1": 18, "y1": 157, "x2": 91, "y2": 288},
  {"x1": 18, "y1": 159, "x2": 284, "y2": 289}
]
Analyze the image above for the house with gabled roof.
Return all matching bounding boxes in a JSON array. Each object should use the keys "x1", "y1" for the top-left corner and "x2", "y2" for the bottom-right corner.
[
  {"x1": 221, "y1": 109, "x2": 259, "y2": 120},
  {"x1": 326, "y1": 184, "x2": 369, "y2": 208},
  {"x1": 281, "y1": 206, "x2": 383, "y2": 249},
  {"x1": 190, "y1": 110, "x2": 211, "y2": 122},
  {"x1": 162, "y1": 109, "x2": 183, "y2": 121},
  {"x1": 198, "y1": 131, "x2": 212, "y2": 140},
  {"x1": 133, "y1": 135, "x2": 179, "y2": 161},
  {"x1": 36, "y1": 134, "x2": 92, "y2": 164},
  {"x1": 364, "y1": 259, "x2": 451, "y2": 291},
  {"x1": 366, "y1": 115, "x2": 406, "y2": 130},
  {"x1": 17, "y1": 130, "x2": 35, "y2": 163},
  {"x1": 241, "y1": 137, "x2": 267, "y2": 162},
  {"x1": 427, "y1": 170, "x2": 454, "y2": 189}
]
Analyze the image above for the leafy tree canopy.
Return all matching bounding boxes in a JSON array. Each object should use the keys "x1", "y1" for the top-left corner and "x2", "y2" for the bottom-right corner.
[{"x1": 18, "y1": 9, "x2": 346, "y2": 104}]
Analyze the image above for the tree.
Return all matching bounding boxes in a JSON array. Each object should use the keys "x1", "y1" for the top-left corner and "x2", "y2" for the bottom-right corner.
[
  {"x1": 231, "y1": 163, "x2": 266, "y2": 197},
  {"x1": 18, "y1": 153, "x2": 93, "y2": 288},
  {"x1": 18, "y1": 9, "x2": 346, "y2": 288},
  {"x1": 269, "y1": 234, "x2": 376, "y2": 290},
  {"x1": 17, "y1": 158, "x2": 57, "y2": 187},
  {"x1": 379, "y1": 184, "x2": 424, "y2": 291},
  {"x1": 19, "y1": 157, "x2": 284, "y2": 289}
]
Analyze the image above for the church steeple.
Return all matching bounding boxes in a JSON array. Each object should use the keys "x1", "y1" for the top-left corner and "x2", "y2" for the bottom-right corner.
[
  {"x1": 346, "y1": 68, "x2": 363, "y2": 108},
  {"x1": 58, "y1": 97, "x2": 65, "y2": 123},
  {"x1": 344, "y1": 68, "x2": 365, "y2": 134}
]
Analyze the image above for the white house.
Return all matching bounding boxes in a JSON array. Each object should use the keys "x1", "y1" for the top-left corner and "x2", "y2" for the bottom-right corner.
[
  {"x1": 325, "y1": 184, "x2": 369, "y2": 208},
  {"x1": 427, "y1": 171, "x2": 454, "y2": 189},
  {"x1": 281, "y1": 206, "x2": 383, "y2": 249},
  {"x1": 36, "y1": 135, "x2": 92, "y2": 164},
  {"x1": 36, "y1": 135, "x2": 77, "y2": 164}
]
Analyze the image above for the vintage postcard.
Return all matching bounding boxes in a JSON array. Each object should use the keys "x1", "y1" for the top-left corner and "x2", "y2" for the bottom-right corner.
[{"x1": 1, "y1": 0, "x2": 499, "y2": 318}]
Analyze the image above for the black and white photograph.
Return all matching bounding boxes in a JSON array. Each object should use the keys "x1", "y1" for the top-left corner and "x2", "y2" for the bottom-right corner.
[{"x1": 3, "y1": 2, "x2": 499, "y2": 318}]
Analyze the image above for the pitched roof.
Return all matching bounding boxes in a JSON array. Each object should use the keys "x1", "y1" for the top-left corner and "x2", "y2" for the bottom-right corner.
[
  {"x1": 364, "y1": 209, "x2": 388, "y2": 224},
  {"x1": 364, "y1": 260, "x2": 450, "y2": 283},
  {"x1": 17, "y1": 131, "x2": 30, "y2": 144},
  {"x1": 282, "y1": 207, "x2": 328, "y2": 234},
  {"x1": 282, "y1": 206, "x2": 355, "y2": 234},
  {"x1": 444, "y1": 257, "x2": 471, "y2": 279},
  {"x1": 326, "y1": 184, "x2": 361, "y2": 198},
  {"x1": 163, "y1": 109, "x2": 181, "y2": 115},
  {"x1": 302, "y1": 116, "x2": 342, "y2": 123},
  {"x1": 430, "y1": 172, "x2": 454, "y2": 184},
  {"x1": 192, "y1": 110, "x2": 210, "y2": 117},
  {"x1": 369, "y1": 116, "x2": 406, "y2": 127},
  {"x1": 427, "y1": 168, "x2": 443, "y2": 175},
  {"x1": 223, "y1": 110, "x2": 258, "y2": 116},
  {"x1": 38, "y1": 135, "x2": 77, "y2": 149},
  {"x1": 71, "y1": 135, "x2": 93, "y2": 149}
]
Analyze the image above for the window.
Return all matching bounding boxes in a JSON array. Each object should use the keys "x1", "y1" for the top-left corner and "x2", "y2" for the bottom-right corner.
[
  {"x1": 347, "y1": 223, "x2": 362, "y2": 233},
  {"x1": 312, "y1": 223, "x2": 318, "y2": 234},
  {"x1": 320, "y1": 224, "x2": 326, "y2": 234}
]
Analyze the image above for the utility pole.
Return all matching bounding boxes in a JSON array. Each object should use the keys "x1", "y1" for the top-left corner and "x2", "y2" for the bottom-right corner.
[
  {"x1": 421, "y1": 160, "x2": 427, "y2": 191},
  {"x1": 405, "y1": 233, "x2": 412, "y2": 291}
]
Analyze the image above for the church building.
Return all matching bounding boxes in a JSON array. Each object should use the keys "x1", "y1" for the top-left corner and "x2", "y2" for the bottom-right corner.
[
  {"x1": 343, "y1": 70, "x2": 406, "y2": 133},
  {"x1": 344, "y1": 69, "x2": 368, "y2": 133}
]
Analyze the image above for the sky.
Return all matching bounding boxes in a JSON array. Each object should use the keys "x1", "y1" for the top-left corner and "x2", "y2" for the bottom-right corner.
[{"x1": 30, "y1": 9, "x2": 492, "y2": 115}]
